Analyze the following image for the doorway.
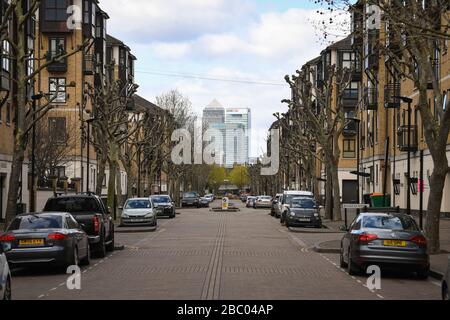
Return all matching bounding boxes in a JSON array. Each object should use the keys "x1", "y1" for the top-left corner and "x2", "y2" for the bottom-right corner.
[{"x1": 342, "y1": 180, "x2": 358, "y2": 204}]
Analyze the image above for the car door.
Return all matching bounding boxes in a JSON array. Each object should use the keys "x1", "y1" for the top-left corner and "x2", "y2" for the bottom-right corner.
[{"x1": 0, "y1": 247, "x2": 6, "y2": 297}]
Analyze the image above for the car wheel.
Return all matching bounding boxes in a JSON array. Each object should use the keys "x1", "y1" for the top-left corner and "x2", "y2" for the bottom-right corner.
[
  {"x1": 3, "y1": 277, "x2": 11, "y2": 300},
  {"x1": 106, "y1": 227, "x2": 115, "y2": 252},
  {"x1": 443, "y1": 283, "x2": 449, "y2": 301},
  {"x1": 347, "y1": 248, "x2": 359, "y2": 275},
  {"x1": 416, "y1": 267, "x2": 429, "y2": 280},
  {"x1": 340, "y1": 248, "x2": 348, "y2": 268},
  {"x1": 96, "y1": 234, "x2": 107, "y2": 258},
  {"x1": 80, "y1": 243, "x2": 90, "y2": 266}
]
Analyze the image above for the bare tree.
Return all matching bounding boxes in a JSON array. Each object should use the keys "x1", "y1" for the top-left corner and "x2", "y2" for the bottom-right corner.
[
  {"x1": 283, "y1": 65, "x2": 354, "y2": 221},
  {"x1": 2, "y1": 1, "x2": 88, "y2": 225}
]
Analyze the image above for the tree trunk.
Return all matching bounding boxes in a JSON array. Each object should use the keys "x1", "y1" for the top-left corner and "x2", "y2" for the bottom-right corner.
[
  {"x1": 330, "y1": 161, "x2": 342, "y2": 221},
  {"x1": 325, "y1": 171, "x2": 333, "y2": 220},
  {"x1": 107, "y1": 159, "x2": 117, "y2": 213},
  {"x1": 5, "y1": 143, "x2": 25, "y2": 226},
  {"x1": 115, "y1": 166, "x2": 123, "y2": 209},
  {"x1": 96, "y1": 156, "x2": 106, "y2": 196},
  {"x1": 425, "y1": 156, "x2": 448, "y2": 253}
]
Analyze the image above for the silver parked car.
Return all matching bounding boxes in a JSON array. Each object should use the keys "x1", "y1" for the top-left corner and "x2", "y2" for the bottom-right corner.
[
  {"x1": 0, "y1": 241, "x2": 11, "y2": 300},
  {"x1": 443, "y1": 256, "x2": 450, "y2": 300},
  {"x1": 151, "y1": 195, "x2": 176, "y2": 218},
  {"x1": 340, "y1": 213, "x2": 430, "y2": 279},
  {"x1": 254, "y1": 196, "x2": 273, "y2": 209},
  {"x1": 121, "y1": 198, "x2": 157, "y2": 226},
  {"x1": 0, "y1": 213, "x2": 90, "y2": 269}
]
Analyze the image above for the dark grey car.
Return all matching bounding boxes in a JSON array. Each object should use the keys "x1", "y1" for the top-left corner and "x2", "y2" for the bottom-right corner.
[
  {"x1": 443, "y1": 256, "x2": 450, "y2": 300},
  {"x1": 340, "y1": 213, "x2": 429, "y2": 279},
  {"x1": 285, "y1": 197, "x2": 322, "y2": 228},
  {"x1": 151, "y1": 195, "x2": 176, "y2": 218},
  {"x1": 0, "y1": 213, "x2": 90, "y2": 269}
]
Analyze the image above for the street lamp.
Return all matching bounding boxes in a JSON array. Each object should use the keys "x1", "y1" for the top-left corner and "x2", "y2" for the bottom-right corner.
[
  {"x1": 85, "y1": 112, "x2": 96, "y2": 193},
  {"x1": 394, "y1": 96, "x2": 413, "y2": 216},
  {"x1": 30, "y1": 92, "x2": 44, "y2": 212}
]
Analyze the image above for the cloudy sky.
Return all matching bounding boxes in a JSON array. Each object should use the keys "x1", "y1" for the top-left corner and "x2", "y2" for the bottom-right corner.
[{"x1": 100, "y1": 0, "x2": 347, "y2": 157}]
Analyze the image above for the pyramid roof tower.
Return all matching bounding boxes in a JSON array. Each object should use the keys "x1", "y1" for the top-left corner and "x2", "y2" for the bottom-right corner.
[{"x1": 206, "y1": 99, "x2": 224, "y2": 109}]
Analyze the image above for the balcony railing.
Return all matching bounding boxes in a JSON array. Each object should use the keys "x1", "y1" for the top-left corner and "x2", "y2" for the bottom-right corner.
[
  {"x1": 397, "y1": 125, "x2": 418, "y2": 152},
  {"x1": 342, "y1": 89, "x2": 359, "y2": 108},
  {"x1": 84, "y1": 54, "x2": 96, "y2": 75},
  {"x1": 364, "y1": 87, "x2": 378, "y2": 110},
  {"x1": 384, "y1": 83, "x2": 401, "y2": 108},
  {"x1": 46, "y1": 51, "x2": 67, "y2": 73}
]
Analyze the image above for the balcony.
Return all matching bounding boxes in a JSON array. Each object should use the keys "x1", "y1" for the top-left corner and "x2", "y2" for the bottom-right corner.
[
  {"x1": 364, "y1": 87, "x2": 378, "y2": 110},
  {"x1": 46, "y1": 51, "x2": 67, "y2": 73},
  {"x1": 397, "y1": 125, "x2": 418, "y2": 152},
  {"x1": 342, "y1": 89, "x2": 359, "y2": 108},
  {"x1": 84, "y1": 54, "x2": 96, "y2": 75},
  {"x1": 384, "y1": 83, "x2": 401, "y2": 108},
  {"x1": 364, "y1": 53, "x2": 379, "y2": 71}
]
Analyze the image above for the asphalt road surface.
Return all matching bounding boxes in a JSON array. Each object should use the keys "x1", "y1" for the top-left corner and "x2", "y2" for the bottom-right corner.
[{"x1": 11, "y1": 201, "x2": 442, "y2": 300}]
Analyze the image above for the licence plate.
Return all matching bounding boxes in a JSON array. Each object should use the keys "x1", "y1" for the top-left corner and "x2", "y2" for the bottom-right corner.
[
  {"x1": 131, "y1": 219, "x2": 145, "y2": 222},
  {"x1": 383, "y1": 240, "x2": 407, "y2": 247},
  {"x1": 298, "y1": 218, "x2": 311, "y2": 222},
  {"x1": 19, "y1": 239, "x2": 44, "y2": 246}
]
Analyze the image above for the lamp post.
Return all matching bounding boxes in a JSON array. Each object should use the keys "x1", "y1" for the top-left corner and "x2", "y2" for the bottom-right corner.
[
  {"x1": 30, "y1": 93, "x2": 44, "y2": 212},
  {"x1": 85, "y1": 114, "x2": 96, "y2": 193},
  {"x1": 395, "y1": 96, "x2": 413, "y2": 215}
]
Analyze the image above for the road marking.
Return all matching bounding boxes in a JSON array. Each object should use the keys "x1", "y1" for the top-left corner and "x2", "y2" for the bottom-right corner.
[{"x1": 38, "y1": 295, "x2": 44, "y2": 299}]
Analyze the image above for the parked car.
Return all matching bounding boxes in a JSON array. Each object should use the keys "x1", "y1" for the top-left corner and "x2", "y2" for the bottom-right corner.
[
  {"x1": 181, "y1": 192, "x2": 200, "y2": 208},
  {"x1": 279, "y1": 191, "x2": 315, "y2": 224},
  {"x1": 246, "y1": 196, "x2": 257, "y2": 208},
  {"x1": 340, "y1": 212, "x2": 430, "y2": 278},
  {"x1": 0, "y1": 241, "x2": 11, "y2": 300},
  {"x1": 151, "y1": 195, "x2": 176, "y2": 218},
  {"x1": 43, "y1": 194, "x2": 114, "y2": 258},
  {"x1": 121, "y1": 198, "x2": 158, "y2": 226},
  {"x1": 284, "y1": 197, "x2": 322, "y2": 228},
  {"x1": 204, "y1": 194, "x2": 215, "y2": 203},
  {"x1": 240, "y1": 194, "x2": 248, "y2": 203},
  {"x1": 0, "y1": 213, "x2": 90, "y2": 270},
  {"x1": 198, "y1": 197, "x2": 211, "y2": 208},
  {"x1": 271, "y1": 194, "x2": 283, "y2": 217},
  {"x1": 442, "y1": 255, "x2": 450, "y2": 300},
  {"x1": 254, "y1": 196, "x2": 273, "y2": 209}
]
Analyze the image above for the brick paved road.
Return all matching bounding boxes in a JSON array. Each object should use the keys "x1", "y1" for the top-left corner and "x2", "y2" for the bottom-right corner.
[{"x1": 11, "y1": 201, "x2": 442, "y2": 300}]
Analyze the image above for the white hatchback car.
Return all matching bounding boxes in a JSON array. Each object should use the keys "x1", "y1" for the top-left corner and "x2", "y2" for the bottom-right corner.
[{"x1": 0, "y1": 242, "x2": 12, "y2": 300}]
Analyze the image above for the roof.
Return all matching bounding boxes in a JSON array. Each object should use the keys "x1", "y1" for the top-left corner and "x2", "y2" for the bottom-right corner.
[
  {"x1": 324, "y1": 35, "x2": 352, "y2": 52},
  {"x1": 305, "y1": 56, "x2": 321, "y2": 66},
  {"x1": 132, "y1": 94, "x2": 161, "y2": 114},
  {"x1": 206, "y1": 99, "x2": 224, "y2": 109}
]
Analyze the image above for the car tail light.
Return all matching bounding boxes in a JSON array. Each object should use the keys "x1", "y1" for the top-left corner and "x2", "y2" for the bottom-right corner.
[
  {"x1": 93, "y1": 215, "x2": 100, "y2": 234},
  {"x1": 358, "y1": 233, "x2": 378, "y2": 243},
  {"x1": 48, "y1": 233, "x2": 68, "y2": 241},
  {"x1": 410, "y1": 235, "x2": 427, "y2": 247},
  {"x1": 0, "y1": 234, "x2": 15, "y2": 242}
]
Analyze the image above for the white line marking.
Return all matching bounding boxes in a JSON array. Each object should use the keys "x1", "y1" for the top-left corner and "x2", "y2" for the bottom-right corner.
[{"x1": 38, "y1": 295, "x2": 45, "y2": 299}]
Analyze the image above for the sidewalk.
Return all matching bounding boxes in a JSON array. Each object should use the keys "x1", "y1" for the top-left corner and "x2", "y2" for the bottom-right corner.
[{"x1": 318, "y1": 210, "x2": 450, "y2": 280}]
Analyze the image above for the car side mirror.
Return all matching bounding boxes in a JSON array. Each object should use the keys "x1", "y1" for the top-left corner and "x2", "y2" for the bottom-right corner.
[
  {"x1": 79, "y1": 223, "x2": 86, "y2": 230},
  {"x1": 339, "y1": 225, "x2": 348, "y2": 232}
]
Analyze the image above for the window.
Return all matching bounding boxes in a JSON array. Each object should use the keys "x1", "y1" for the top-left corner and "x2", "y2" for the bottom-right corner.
[
  {"x1": 51, "y1": 166, "x2": 66, "y2": 179},
  {"x1": 1, "y1": 40, "x2": 10, "y2": 72},
  {"x1": 45, "y1": 0, "x2": 68, "y2": 21},
  {"x1": 342, "y1": 52, "x2": 357, "y2": 69},
  {"x1": 49, "y1": 78, "x2": 66, "y2": 103},
  {"x1": 344, "y1": 82, "x2": 359, "y2": 99},
  {"x1": 49, "y1": 37, "x2": 65, "y2": 57},
  {"x1": 48, "y1": 117, "x2": 67, "y2": 143},
  {"x1": 343, "y1": 139, "x2": 356, "y2": 158}
]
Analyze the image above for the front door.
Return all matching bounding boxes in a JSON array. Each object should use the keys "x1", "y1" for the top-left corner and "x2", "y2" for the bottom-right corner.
[{"x1": 342, "y1": 180, "x2": 358, "y2": 204}]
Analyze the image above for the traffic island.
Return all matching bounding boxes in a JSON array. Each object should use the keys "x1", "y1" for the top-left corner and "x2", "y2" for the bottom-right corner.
[
  {"x1": 115, "y1": 225, "x2": 158, "y2": 234},
  {"x1": 288, "y1": 226, "x2": 345, "y2": 234},
  {"x1": 313, "y1": 240, "x2": 341, "y2": 254},
  {"x1": 210, "y1": 207, "x2": 240, "y2": 212}
]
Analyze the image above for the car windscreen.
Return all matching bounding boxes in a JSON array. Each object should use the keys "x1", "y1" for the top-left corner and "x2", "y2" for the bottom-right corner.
[
  {"x1": 183, "y1": 192, "x2": 198, "y2": 198},
  {"x1": 362, "y1": 215, "x2": 419, "y2": 231},
  {"x1": 44, "y1": 197, "x2": 101, "y2": 215},
  {"x1": 8, "y1": 215, "x2": 63, "y2": 231},
  {"x1": 291, "y1": 198, "x2": 316, "y2": 209},
  {"x1": 125, "y1": 200, "x2": 151, "y2": 209},
  {"x1": 152, "y1": 196, "x2": 171, "y2": 204}
]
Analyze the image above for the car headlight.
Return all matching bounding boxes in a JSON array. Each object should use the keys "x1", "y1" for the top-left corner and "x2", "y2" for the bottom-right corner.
[
  {"x1": 145, "y1": 213, "x2": 155, "y2": 218},
  {"x1": 289, "y1": 211, "x2": 296, "y2": 217},
  {"x1": 314, "y1": 213, "x2": 320, "y2": 217},
  {"x1": 121, "y1": 214, "x2": 129, "y2": 219}
]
